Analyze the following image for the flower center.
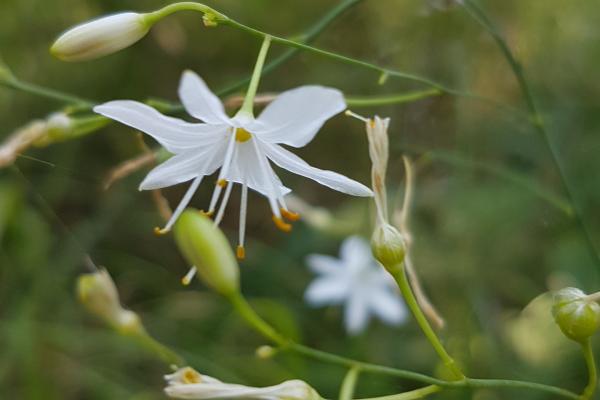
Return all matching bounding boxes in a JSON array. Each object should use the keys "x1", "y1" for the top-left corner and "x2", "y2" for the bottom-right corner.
[{"x1": 235, "y1": 128, "x2": 252, "y2": 142}]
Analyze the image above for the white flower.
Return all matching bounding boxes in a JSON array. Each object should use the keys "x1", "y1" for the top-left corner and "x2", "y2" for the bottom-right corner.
[
  {"x1": 164, "y1": 367, "x2": 321, "y2": 400},
  {"x1": 51, "y1": 13, "x2": 152, "y2": 62},
  {"x1": 304, "y1": 236, "x2": 407, "y2": 335},
  {"x1": 94, "y1": 70, "x2": 372, "y2": 258}
]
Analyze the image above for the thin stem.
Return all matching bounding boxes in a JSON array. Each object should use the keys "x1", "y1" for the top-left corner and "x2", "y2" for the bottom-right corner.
[
  {"x1": 360, "y1": 385, "x2": 440, "y2": 400},
  {"x1": 339, "y1": 367, "x2": 361, "y2": 400},
  {"x1": 461, "y1": 0, "x2": 600, "y2": 267},
  {"x1": 345, "y1": 89, "x2": 442, "y2": 108},
  {"x1": 580, "y1": 339, "x2": 597, "y2": 400},
  {"x1": 389, "y1": 263, "x2": 463, "y2": 379},
  {"x1": 224, "y1": 291, "x2": 577, "y2": 399},
  {"x1": 132, "y1": 331, "x2": 185, "y2": 368},
  {"x1": 239, "y1": 35, "x2": 272, "y2": 116},
  {"x1": 2, "y1": 77, "x2": 93, "y2": 107}
]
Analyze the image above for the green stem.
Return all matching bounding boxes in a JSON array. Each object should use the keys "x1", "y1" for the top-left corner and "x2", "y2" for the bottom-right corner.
[
  {"x1": 225, "y1": 291, "x2": 577, "y2": 399},
  {"x1": 345, "y1": 89, "x2": 442, "y2": 108},
  {"x1": 1, "y1": 77, "x2": 93, "y2": 107},
  {"x1": 360, "y1": 385, "x2": 440, "y2": 400},
  {"x1": 461, "y1": 0, "x2": 600, "y2": 268},
  {"x1": 580, "y1": 339, "x2": 597, "y2": 400},
  {"x1": 389, "y1": 263, "x2": 463, "y2": 380},
  {"x1": 131, "y1": 331, "x2": 185, "y2": 368},
  {"x1": 238, "y1": 35, "x2": 272, "y2": 117},
  {"x1": 339, "y1": 366, "x2": 361, "y2": 400}
]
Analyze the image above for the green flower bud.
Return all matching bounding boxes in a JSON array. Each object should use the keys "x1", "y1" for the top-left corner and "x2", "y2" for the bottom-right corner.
[
  {"x1": 51, "y1": 12, "x2": 154, "y2": 62},
  {"x1": 371, "y1": 223, "x2": 406, "y2": 270},
  {"x1": 174, "y1": 209, "x2": 240, "y2": 296},
  {"x1": 77, "y1": 268, "x2": 144, "y2": 335},
  {"x1": 552, "y1": 287, "x2": 600, "y2": 342}
]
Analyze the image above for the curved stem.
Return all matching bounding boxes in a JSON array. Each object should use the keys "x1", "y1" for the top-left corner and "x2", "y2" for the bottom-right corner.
[
  {"x1": 1, "y1": 77, "x2": 93, "y2": 107},
  {"x1": 238, "y1": 35, "x2": 272, "y2": 116},
  {"x1": 225, "y1": 291, "x2": 578, "y2": 399},
  {"x1": 360, "y1": 385, "x2": 440, "y2": 400},
  {"x1": 461, "y1": 0, "x2": 600, "y2": 268},
  {"x1": 580, "y1": 339, "x2": 597, "y2": 400},
  {"x1": 389, "y1": 263, "x2": 463, "y2": 379},
  {"x1": 345, "y1": 89, "x2": 441, "y2": 108},
  {"x1": 339, "y1": 366, "x2": 360, "y2": 400}
]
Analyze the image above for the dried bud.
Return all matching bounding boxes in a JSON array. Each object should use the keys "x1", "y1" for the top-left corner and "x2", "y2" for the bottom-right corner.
[
  {"x1": 371, "y1": 223, "x2": 406, "y2": 269},
  {"x1": 174, "y1": 209, "x2": 240, "y2": 296},
  {"x1": 552, "y1": 287, "x2": 600, "y2": 342},
  {"x1": 77, "y1": 268, "x2": 144, "y2": 335},
  {"x1": 51, "y1": 12, "x2": 153, "y2": 62}
]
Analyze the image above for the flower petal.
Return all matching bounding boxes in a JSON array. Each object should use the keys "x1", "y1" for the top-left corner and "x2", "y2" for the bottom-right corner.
[
  {"x1": 94, "y1": 100, "x2": 227, "y2": 153},
  {"x1": 344, "y1": 289, "x2": 370, "y2": 335},
  {"x1": 246, "y1": 86, "x2": 346, "y2": 147},
  {"x1": 339, "y1": 236, "x2": 373, "y2": 267},
  {"x1": 225, "y1": 141, "x2": 290, "y2": 198},
  {"x1": 306, "y1": 254, "x2": 343, "y2": 276},
  {"x1": 179, "y1": 70, "x2": 230, "y2": 124},
  {"x1": 369, "y1": 290, "x2": 407, "y2": 326},
  {"x1": 262, "y1": 143, "x2": 373, "y2": 197},
  {"x1": 304, "y1": 277, "x2": 350, "y2": 306},
  {"x1": 140, "y1": 141, "x2": 227, "y2": 190}
]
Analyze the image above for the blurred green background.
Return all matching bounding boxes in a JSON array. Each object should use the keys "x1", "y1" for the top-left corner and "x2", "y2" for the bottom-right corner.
[{"x1": 1, "y1": 0, "x2": 600, "y2": 398}]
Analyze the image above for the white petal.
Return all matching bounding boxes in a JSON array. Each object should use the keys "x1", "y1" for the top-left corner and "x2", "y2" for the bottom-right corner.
[
  {"x1": 225, "y1": 140, "x2": 290, "y2": 198},
  {"x1": 179, "y1": 70, "x2": 230, "y2": 124},
  {"x1": 246, "y1": 86, "x2": 346, "y2": 147},
  {"x1": 304, "y1": 277, "x2": 350, "y2": 306},
  {"x1": 94, "y1": 100, "x2": 227, "y2": 153},
  {"x1": 139, "y1": 142, "x2": 227, "y2": 190},
  {"x1": 262, "y1": 143, "x2": 373, "y2": 197},
  {"x1": 339, "y1": 236, "x2": 373, "y2": 266},
  {"x1": 344, "y1": 290, "x2": 370, "y2": 335},
  {"x1": 306, "y1": 254, "x2": 343, "y2": 276},
  {"x1": 369, "y1": 290, "x2": 407, "y2": 326}
]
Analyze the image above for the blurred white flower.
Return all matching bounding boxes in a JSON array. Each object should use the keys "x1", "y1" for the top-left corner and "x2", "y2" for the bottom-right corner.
[
  {"x1": 95, "y1": 70, "x2": 372, "y2": 258},
  {"x1": 304, "y1": 236, "x2": 407, "y2": 334},
  {"x1": 165, "y1": 367, "x2": 321, "y2": 400}
]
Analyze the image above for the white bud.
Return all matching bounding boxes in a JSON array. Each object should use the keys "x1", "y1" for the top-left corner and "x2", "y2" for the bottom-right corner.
[
  {"x1": 51, "y1": 12, "x2": 152, "y2": 62},
  {"x1": 165, "y1": 367, "x2": 321, "y2": 400}
]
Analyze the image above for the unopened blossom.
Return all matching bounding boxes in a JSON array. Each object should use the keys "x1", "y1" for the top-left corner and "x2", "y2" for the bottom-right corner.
[
  {"x1": 305, "y1": 236, "x2": 407, "y2": 334},
  {"x1": 51, "y1": 12, "x2": 153, "y2": 62},
  {"x1": 95, "y1": 70, "x2": 372, "y2": 258},
  {"x1": 164, "y1": 367, "x2": 321, "y2": 400}
]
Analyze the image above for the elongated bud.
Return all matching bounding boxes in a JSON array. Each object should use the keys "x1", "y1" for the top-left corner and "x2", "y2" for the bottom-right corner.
[
  {"x1": 77, "y1": 268, "x2": 144, "y2": 335},
  {"x1": 174, "y1": 209, "x2": 240, "y2": 296},
  {"x1": 51, "y1": 12, "x2": 153, "y2": 62},
  {"x1": 371, "y1": 223, "x2": 406, "y2": 270},
  {"x1": 552, "y1": 287, "x2": 600, "y2": 343}
]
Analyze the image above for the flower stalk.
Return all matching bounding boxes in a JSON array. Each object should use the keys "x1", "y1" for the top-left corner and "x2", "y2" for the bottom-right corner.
[
  {"x1": 239, "y1": 35, "x2": 272, "y2": 117},
  {"x1": 581, "y1": 339, "x2": 597, "y2": 400}
]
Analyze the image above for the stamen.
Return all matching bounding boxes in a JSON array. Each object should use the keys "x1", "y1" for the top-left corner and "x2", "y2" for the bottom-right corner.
[
  {"x1": 235, "y1": 128, "x2": 252, "y2": 142},
  {"x1": 236, "y1": 245, "x2": 246, "y2": 260},
  {"x1": 250, "y1": 137, "x2": 282, "y2": 218},
  {"x1": 217, "y1": 179, "x2": 227, "y2": 188},
  {"x1": 214, "y1": 180, "x2": 234, "y2": 226},
  {"x1": 201, "y1": 210, "x2": 214, "y2": 218},
  {"x1": 239, "y1": 182, "x2": 248, "y2": 251},
  {"x1": 280, "y1": 208, "x2": 300, "y2": 221},
  {"x1": 154, "y1": 176, "x2": 203, "y2": 235},
  {"x1": 181, "y1": 266, "x2": 197, "y2": 286},
  {"x1": 345, "y1": 109, "x2": 370, "y2": 123},
  {"x1": 272, "y1": 215, "x2": 292, "y2": 232},
  {"x1": 208, "y1": 132, "x2": 237, "y2": 213}
]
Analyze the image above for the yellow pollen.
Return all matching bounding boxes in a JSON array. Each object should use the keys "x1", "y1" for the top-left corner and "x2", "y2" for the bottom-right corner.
[
  {"x1": 235, "y1": 128, "x2": 252, "y2": 142},
  {"x1": 280, "y1": 208, "x2": 300, "y2": 222},
  {"x1": 272, "y1": 215, "x2": 292, "y2": 233},
  {"x1": 217, "y1": 179, "x2": 227, "y2": 188},
  {"x1": 236, "y1": 245, "x2": 246, "y2": 260},
  {"x1": 182, "y1": 368, "x2": 202, "y2": 384},
  {"x1": 154, "y1": 226, "x2": 169, "y2": 236}
]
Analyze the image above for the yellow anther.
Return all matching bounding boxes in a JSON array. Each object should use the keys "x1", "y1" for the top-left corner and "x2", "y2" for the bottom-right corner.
[
  {"x1": 272, "y1": 215, "x2": 292, "y2": 233},
  {"x1": 200, "y1": 210, "x2": 214, "y2": 218},
  {"x1": 217, "y1": 179, "x2": 227, "y2": 188},
  {"x1": 280, "y1": 208, "x2": 300, "y2": 222},
  {"x1": 182, "y1": 367, "x2": 202, "y2": 384},
  {"x1": 235, "y1": 128, "x2": 252, "y2": 142},
  {"x1": 181, "y1": 266, "x2": 197, "y2": 286},
  {"x1": 154, "y1": 226, "x2": 169, "y2": 236},
  {"x1": 236, "y1": 245, "x2": 246, "y2": 260}
]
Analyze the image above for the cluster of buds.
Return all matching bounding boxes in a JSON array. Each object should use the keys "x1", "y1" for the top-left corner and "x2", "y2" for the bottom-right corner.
[{"x1": 552, "y1": 287, "x2": 600, "y2": 343}]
